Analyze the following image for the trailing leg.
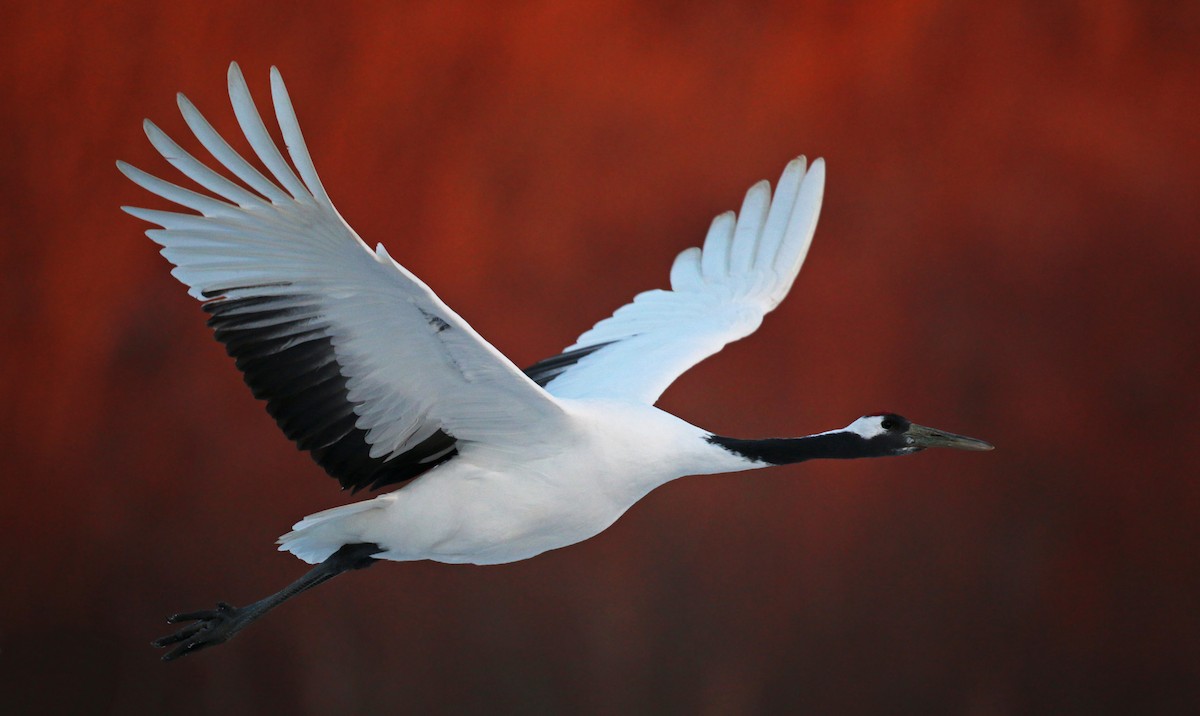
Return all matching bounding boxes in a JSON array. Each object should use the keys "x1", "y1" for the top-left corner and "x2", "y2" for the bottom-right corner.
[{"x1": 153, "y1": 542, "x2": 382, "y2": 662}]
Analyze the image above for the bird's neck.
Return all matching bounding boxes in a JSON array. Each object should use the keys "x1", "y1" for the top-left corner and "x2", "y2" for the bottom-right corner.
[{"x1": 706, "y1": 431, "x2": 886, "y2": 466}]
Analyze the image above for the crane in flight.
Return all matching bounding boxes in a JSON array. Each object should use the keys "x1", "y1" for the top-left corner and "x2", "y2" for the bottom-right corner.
[{"x1": 120, "y1": 64, "x2": 992, "y2": 661}]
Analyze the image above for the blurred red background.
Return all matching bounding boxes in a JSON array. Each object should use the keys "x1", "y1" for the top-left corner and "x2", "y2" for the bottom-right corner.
[{"x1": 3, "y1": 2, "x2": 1198, "y2": 714}]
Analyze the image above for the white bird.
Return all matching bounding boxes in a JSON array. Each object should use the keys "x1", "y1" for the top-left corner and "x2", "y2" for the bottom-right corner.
[{"x1": 120, "y1": 63, "x2": 992, "y2": 661}]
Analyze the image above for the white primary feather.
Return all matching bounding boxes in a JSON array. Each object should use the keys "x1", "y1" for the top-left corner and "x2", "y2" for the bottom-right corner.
[
  {"x1": 541, "y1": 157, "x2": 825, "y2": 404},
  {"x1": 119, "y1": 63, "x2": 567, "y2": 463},
  {"x1": 119, "y1": 62, "x2": 827, "y2": 494}
]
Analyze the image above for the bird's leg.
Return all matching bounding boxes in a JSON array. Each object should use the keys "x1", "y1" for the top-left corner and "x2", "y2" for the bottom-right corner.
[{"x1": 153, "y1": 542, "x2": 383, "y2": 662}]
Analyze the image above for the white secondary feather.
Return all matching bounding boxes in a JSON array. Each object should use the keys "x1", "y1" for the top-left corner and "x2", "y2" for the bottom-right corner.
[
  {"x1": 119, "y1": 63, "x2": 566, "y2": 461},
  {"x1": 540, "y1": 157, "x2": 825, "y2": 404}
]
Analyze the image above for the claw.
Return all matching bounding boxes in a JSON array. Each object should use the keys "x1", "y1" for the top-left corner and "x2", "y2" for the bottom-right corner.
[
  {"x1": 167, "y1": 610, "x2": 218, "y2": 623},
  {"x1": 151, "y1": 622, "x2": 202, "y2": 647},
  {"x1": 154, "y1": 601, "x2": 246, "y2": 661},
  {"x1": 163, "y1": 638, "x2": 216, "y2": 662}
]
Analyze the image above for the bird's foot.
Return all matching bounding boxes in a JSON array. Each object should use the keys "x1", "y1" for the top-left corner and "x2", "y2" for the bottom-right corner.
[{"x1": 153, "y1": 601, "x2": 248, "y2": 661}]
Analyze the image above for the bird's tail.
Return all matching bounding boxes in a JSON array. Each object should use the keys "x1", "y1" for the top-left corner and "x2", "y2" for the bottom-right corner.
[{"x1": 277, "y1": 497, "x2": 392, "y2": 564}]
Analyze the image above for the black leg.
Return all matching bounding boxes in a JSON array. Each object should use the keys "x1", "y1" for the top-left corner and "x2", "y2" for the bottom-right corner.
[{"x1": 154, "y1": 542, "x2": 382, "y2": 662}]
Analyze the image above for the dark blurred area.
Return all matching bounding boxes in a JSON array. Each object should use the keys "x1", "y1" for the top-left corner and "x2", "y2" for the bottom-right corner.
[{"x1": 2, "y1": 2, "x2": 1198, "y2": 714}]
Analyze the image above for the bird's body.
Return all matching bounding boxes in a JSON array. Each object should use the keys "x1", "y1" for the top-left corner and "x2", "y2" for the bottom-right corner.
[
  {"x1": 283, "y1": 400, "x2": 741, "y2": 566},
  {"x1": 121, "y1": 64, "x2": 991, "y2": 660}
]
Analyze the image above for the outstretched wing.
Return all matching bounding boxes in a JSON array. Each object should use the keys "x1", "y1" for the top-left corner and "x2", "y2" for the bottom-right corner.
[
  {"x1": 527, "y1": 157, "x2": 825, "y2": 403},
  {"x1": 120, "y1": 63, "x2": 566, "y2": 492}
]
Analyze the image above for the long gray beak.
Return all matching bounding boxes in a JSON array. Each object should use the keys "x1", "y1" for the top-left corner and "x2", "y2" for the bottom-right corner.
[{"x1": 905, "y1": 423, "x2": 994, "y2": 451}]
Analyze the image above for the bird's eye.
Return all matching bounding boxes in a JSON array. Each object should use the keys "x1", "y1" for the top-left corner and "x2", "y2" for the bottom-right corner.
[{"x1": 881, "y1": 418, "x2": 897, "y2": 431}]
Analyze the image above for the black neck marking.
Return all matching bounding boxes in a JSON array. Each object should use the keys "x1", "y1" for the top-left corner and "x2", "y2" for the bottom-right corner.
[{"x1": 707, "y1": 432, "x2": 901, "y2": 465}]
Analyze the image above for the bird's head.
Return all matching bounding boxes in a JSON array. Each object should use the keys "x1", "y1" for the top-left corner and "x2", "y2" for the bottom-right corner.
[{"x1": 844, "y1": 413, "x2": 994, "y2": 456}]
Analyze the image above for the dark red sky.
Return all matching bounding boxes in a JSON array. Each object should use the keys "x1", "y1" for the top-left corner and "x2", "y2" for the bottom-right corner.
[{"x1": 3, "y1": 2, "x2": 1198, "y2": 714}]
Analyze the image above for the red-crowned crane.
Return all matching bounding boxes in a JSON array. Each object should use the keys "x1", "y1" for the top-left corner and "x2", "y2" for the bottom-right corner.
[{"x1": 120, "y1": 64, "x2": 992, "y2": 661}]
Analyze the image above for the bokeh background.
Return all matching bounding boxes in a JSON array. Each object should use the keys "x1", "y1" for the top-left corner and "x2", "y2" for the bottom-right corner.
[{"x1": 3, "y1": 2, "x2": 1198, "y2": 714}]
